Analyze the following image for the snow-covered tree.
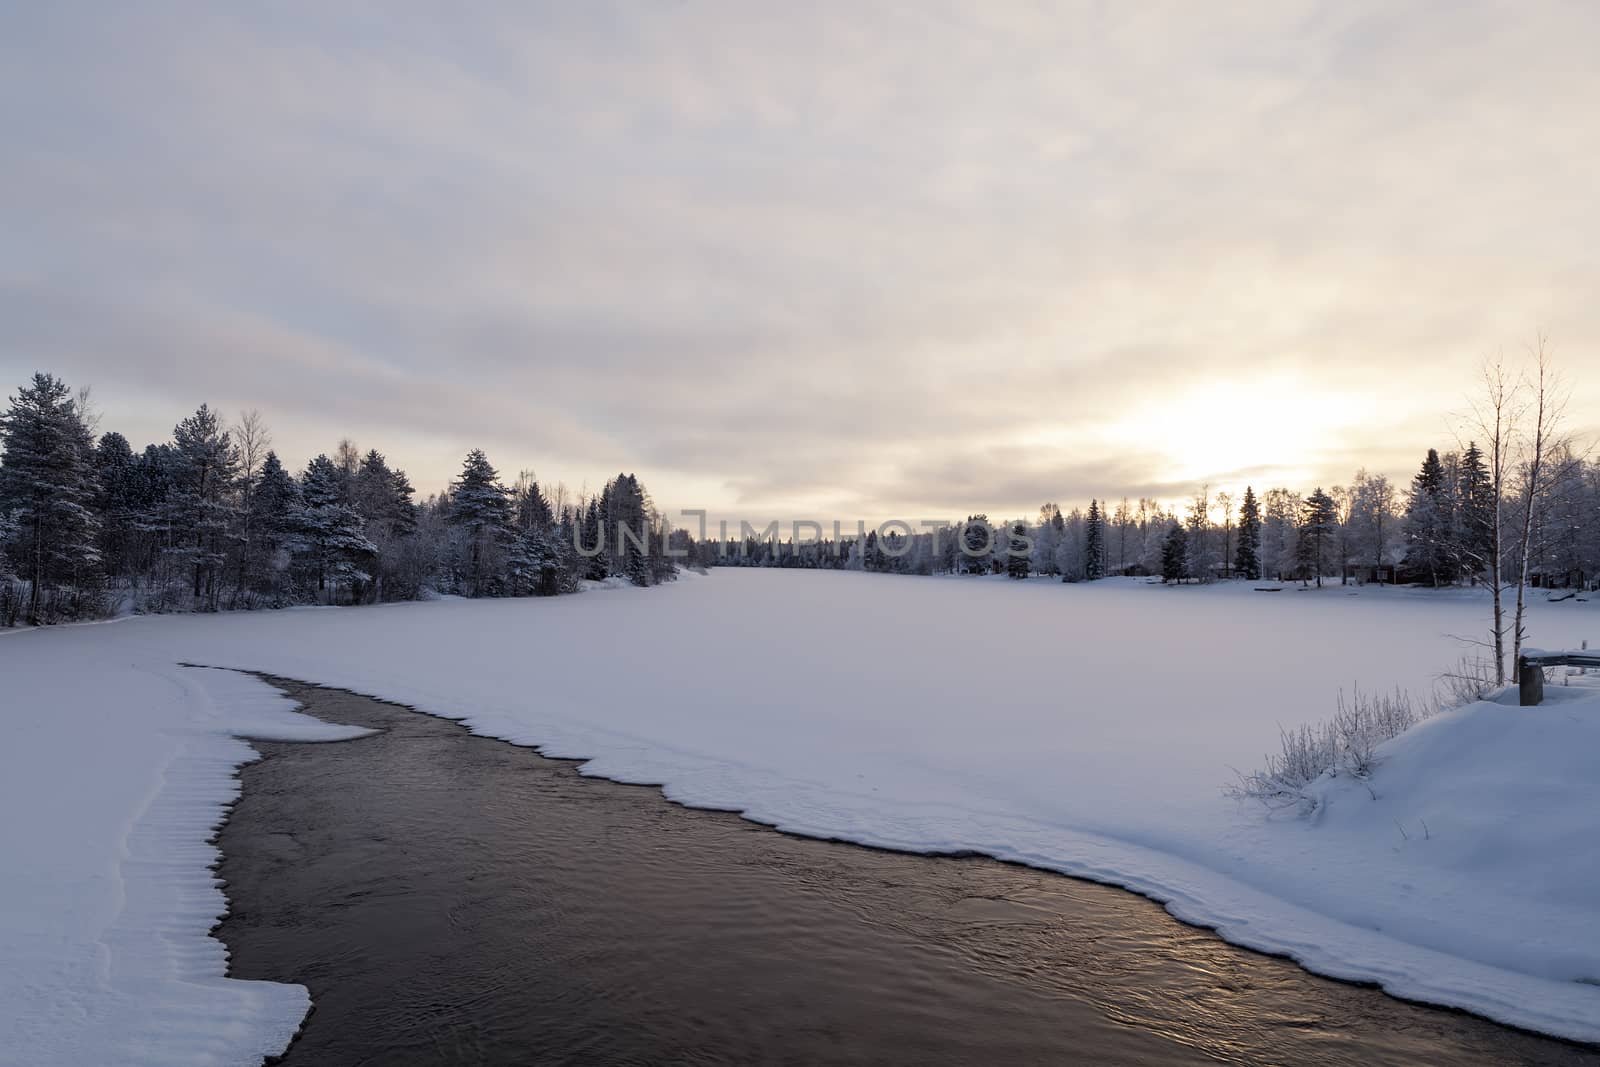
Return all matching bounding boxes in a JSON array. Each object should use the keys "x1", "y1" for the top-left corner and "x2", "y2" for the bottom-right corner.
[
  {"x1": 600, "y1": 473, "x2": 653, "y2": 586},
  {"x1": 960, "y1": 515, "x2": 993, "y2": 575},
  {"x1": 92, "y1": 431, "x2": 139, "y2": 582},
  {"x1": 165, "y1": 404, "x2": 239, "y2": 607},
  {"x1": 1454, "y1": 441, "x2": 1494, "y2": 583},
  {"x1": 448, "y1": 449, "x2": 512, "y2": 596},
  {"x1": 350, "y1": 449, "x2": 420, "y2": 601},
  {"x1": 1349, "y1": 470, "x2": 1397, "y2": 582},
  {"x1": 1006, "y1": 521, "x2": 1030, "y2": 579},
  {"x1": 0, "y1": 373, "x2": 102, "y2": 622},
  {"x1": 1031, "y1": 503, "x2": 1061, "y2": 576},
  {"x1": 1111, "y1": 498, "x2": 1133, "y2": 575},
  {"x1": 1234, "y1": 485, "x2": 1262, "y2": 580},
  {"x1": 1186, "y1": 485, "x2": 1212, "y2": 579},
  {"x1": 1084, "y1": 500, "x2": 1105, "y2": 580},
  {"x1": 1300, "y1": 487, "x2": 1338, "y2": 587},
  {"x1": 514, "y1": 471, "x2": 554, "y2": 534},
  {"x1": 248, "y1": 452, "x2": 300, "y2": 603},
  {"x1": 1261, "y1": 488, "x2": 1301, "y2": 581},
  {"x1": 295, "y1": 454, "x2": 377, "y2": 600},
  {"x1": 1160, "y1": 522, "x2": 1189, "y2": 583},
  {"x1": 1402, "y1": 449, "x2": 1452, "y2": 587}
]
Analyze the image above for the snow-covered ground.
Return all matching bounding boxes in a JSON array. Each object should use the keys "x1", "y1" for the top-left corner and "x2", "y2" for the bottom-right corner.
[
  {"x1": 3, "y1": 571, "x2": 1599, "y2": 1062},
  {"x1": 0, "y1": 655, "x2": 371, "y2": 1066}
]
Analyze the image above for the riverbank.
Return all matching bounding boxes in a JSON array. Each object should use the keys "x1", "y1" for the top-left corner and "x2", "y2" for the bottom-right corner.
[{"x1": 218, "y1": 677, "x2": 1598, "y2": 1066}]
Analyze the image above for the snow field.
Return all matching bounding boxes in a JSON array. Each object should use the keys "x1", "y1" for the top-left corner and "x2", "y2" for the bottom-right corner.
[{"x1": 3, "y1": 569, "x2": 1598, "y2": 1061}]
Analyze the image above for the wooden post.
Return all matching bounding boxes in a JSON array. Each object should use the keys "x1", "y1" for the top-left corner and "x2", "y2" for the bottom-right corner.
[{"x1": 1518, "y1": 656, "x2": 1545, "y2": 707}]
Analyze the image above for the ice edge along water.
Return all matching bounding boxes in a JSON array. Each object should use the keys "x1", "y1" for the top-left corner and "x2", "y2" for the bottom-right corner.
[
  {"x1": 3, "y1": 571, "x2": 1598, "y2": 1064},
  {"x1": 0, "y1": 661, "x2": 372, "y2": 1067}
]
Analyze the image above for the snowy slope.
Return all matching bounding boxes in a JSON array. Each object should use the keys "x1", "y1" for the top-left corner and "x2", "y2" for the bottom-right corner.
[{"x1": 3, "y1": 570, "x2": 1599, "y2": 1060}]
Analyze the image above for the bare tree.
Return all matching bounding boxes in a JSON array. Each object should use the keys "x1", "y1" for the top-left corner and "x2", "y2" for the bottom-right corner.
[
  {"x1": 1458, "y1": 354, "x2": 1523, "y2": 685},
  {"x1": 231, "y1": 410, "x2": 272, "y2": 599},
  {"x1": 234, "y1": 410, "x2": 272, "y2": 484},
  {"x1": 1511, "y1": 336, "x2": 1571, "y2": 668},
  {"x1": 1331, "y1": 484, "x2": 1355, "y2": 585},
  {"x1": 1217, "y1": 491, "x2": 1234, "y2": 579},
  {"x1": 1363, "y1": 472, "x2": 1396, "y2": 581},
  {"x1": 334, "y1": 438, "x2": 361, "y2": 482},
  {"x1": 74, "y1": 384, "x2": 102, "y2": 438},
  {"x1": 1188, "y1": 483, "x2": 1210, "y2": 576}
]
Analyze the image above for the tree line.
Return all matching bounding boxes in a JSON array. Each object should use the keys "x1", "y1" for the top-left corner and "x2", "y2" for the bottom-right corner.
[
  {"x1": 0, "y1": 373, "x2": 676, "y2": 626},
  {"x1": 695, "y1": 447, "x2": 1596, "y2": 595}
]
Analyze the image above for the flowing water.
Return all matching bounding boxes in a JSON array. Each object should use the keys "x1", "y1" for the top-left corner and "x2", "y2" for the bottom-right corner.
[{"x1": 214, "y1": 679, "x2": 1600, "y2": 1066}]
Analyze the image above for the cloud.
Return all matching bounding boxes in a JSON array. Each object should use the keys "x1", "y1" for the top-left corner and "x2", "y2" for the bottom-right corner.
[{"x1": 2, "y1": 1, "x2": 1596, "y2": 519}]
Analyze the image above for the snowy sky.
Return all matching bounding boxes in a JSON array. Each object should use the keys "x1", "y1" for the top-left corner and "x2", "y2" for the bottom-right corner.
[{"x1": 2, "y1": 2, "x2": 1596, "y2": 524}]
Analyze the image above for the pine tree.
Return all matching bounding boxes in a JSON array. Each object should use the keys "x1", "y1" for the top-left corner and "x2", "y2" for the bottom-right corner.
[
  {"x1": 0, "y1": 510, "x2": 15, "y2": 584},
  {"x1": 0, "y1": 373, "x2": 101, "y2": 622},
  {"x1": 448, "y1": 449, "x2": 512, "y2": 596},
  {"x1": 1160, "y1": 522, "x2": 1189, "y2": 583},
  {"x1": 166, "y1": 404, "x2": 239, "y2": 607},
  {"x1": 962, "y1": 515, "x2": 993, "y2": 575},
  {"x1": 1084, "y1": 500, "x2": 1105, "y2": 580},
  {"x1": 1300, "y1": 487, "x2": 1338, "y2": 588},
  {"x1": 1234, "y1": 485, "x2": 1262, "y2": 580}
]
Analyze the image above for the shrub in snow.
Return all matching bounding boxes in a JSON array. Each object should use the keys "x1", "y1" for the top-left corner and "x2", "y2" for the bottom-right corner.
[
  {"x1": 1434, "y1": 654, "x2": 1501, "y2": 709},
  {"x1": 1228, "y1": 686, "x2": 1426, "y2": 814}
]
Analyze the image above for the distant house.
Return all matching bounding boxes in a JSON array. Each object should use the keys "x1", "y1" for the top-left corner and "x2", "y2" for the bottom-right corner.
[
  {"x1": 1529, "y1": 566, "x2": 1590, "y2": 590},
  {"x1": 1343, "y1": 564, "x2": 1398, "y2": 585}
]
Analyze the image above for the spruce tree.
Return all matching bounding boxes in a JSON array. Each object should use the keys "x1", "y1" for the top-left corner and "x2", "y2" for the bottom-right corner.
[
  {"x1": 295, "y1": 454, "x2": 376, "y2": 600},
  {"x1": 448, "y1": 449, "x2": 512, "y2": 596},
  {"x1": 515, "y1": 473, "x2": 554, "y2": 533},
  {"x1": 1456, "y1": 441, "x2": 1494, "y2": 583},
  {"x1": 1234, "y1": 485, "x2": 1262, "y2": 580},
  {"x1": 1007, "y1": 521, "x2": 1030, "y2": 579},
  {"x1": 579, "y1": 497, "x2": 606, "y2": 581},
  {"x1": 1402, "y1": 449, "x2": 1451, "y2": 586},
  {"x1": 1160, "y1": 522, "x2": 1189, "y2": 583},
  {"x1": 249, "y1": 452, "x2": 301, "y2": 600},
  {"x1": 962, "y1": 515, "x2": 993, "y2": 575},
  {"x1": 0, "y1": 373, "x2": 101, "y2": 622},
  {"x1": 128, "y1": 443, "x2": 177, "y2": 588},
  {"x1": 557, "y1": 504, "x2": 586, "y2": 592},
  {"x1": 1084, "y1": 500, "x2": 1105, "y2": 580},
  {"x1": 92, "y1": 431, "x2": 138, "y2": 581},
  {"x1": 601, "y1": 473, "x2": 653, "y2": 586}
]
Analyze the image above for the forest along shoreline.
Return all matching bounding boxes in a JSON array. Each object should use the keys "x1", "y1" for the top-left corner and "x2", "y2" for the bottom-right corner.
[{"x1": 213, "y1": 676, "x2": 1600, "y2": 1067}]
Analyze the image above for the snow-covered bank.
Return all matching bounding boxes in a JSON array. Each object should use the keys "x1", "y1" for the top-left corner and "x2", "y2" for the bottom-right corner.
[
  {"x1": 0, "y1": 659, "x2": 370, "y2": 1066},
  {"x1": 4, "y1": 571, "x2": 1599, "y2": 1060}
]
